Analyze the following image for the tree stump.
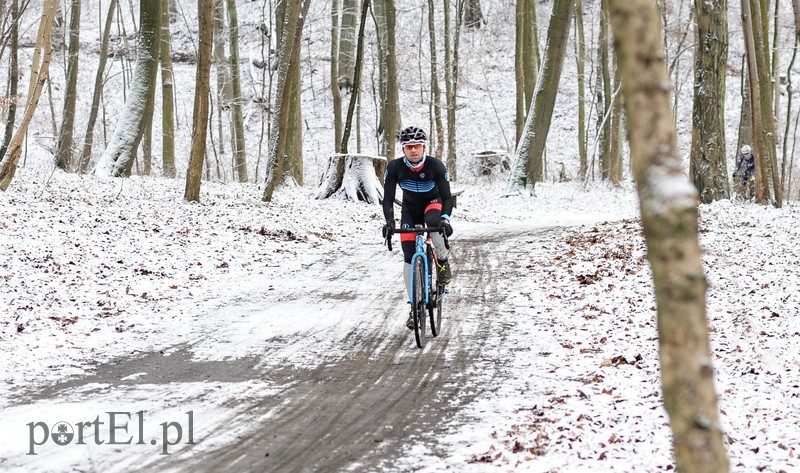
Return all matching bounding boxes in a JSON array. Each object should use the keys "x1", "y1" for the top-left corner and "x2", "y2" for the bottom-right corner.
[
  {"x1": 314, "y1": 153, "x2": 387, "y2": 203},
  {"x1": 472, "y1": 150, "x2": 510, "y2": 176}
]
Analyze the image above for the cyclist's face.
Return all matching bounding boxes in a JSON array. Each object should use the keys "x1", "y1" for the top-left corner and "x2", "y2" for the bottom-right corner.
[
  {"x1": 744, "y1": 152, "x2": 752, "y2": 160},
  {"x1": 403, "y1": 143, "x2": 424, "y2": 162}
]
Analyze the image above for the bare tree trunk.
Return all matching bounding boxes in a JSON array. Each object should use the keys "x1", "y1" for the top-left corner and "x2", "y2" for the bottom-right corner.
[
  {"x1": 227, "y1": 0, "x2": 248, "y2": 182},
  {"x1": 338, "y1": 0, "x2": 358, "y2": 92},
  {"x1": 598, "y1": 0, "x2": 612, "y2": 180},
  {"x1": 513, "y1": 0, "x2": 573, "y2": 188},
  {"x1": 331, "y1": 0, "x2": 343, "y2": 152},
  {"x1": 0, "y1": 0, "x2": 60, "y2": 191},
  {"x1": 462, "y1": 0, "x2": 484, "y2": 28},
  {"x1": 749, "y1": 0, "x2": 781, "y2": 206},
  {"x1": 514, "y1": 0, "x2": 525, "y2": 143},
  {"x1": 95, "y1": 0, "x2": 161, "y2": 177},
  {"x1": 690, "y1": 0, "x2": 729, "y2": 203},
  {"x1": 78, "y1": 0, "x2": 116, "y2": 173},
  {"x1": 576, "y1": 0, "x2": 587, "y2": 180},
  {"x1": 160, "y1": 0, "x2": 175, "y2": 177},
  {"x1": 213, "y1": 0, "x2": 230, "y2": 177},
  {"x1": 609, "y1": 62, "x2": 623, "y2": 184},
  {"x1": 794, "y1": 0, "x2": 800, "y2": 41},
  {"x1": 0, "y1": 0, "x2": 19, "y2": 163},
  {"x1": 607, "y1": 1, "x2": 730, "y2": 471},
  {"x1": 386, "y1": 0, "x2": 399, "y2": 164},
  {"x1": 263, "y1": 0, "x2": 310, "y2": 201},
  {"x1": 428, "y1": 0, "x2": 444, "y2": 158},
  {"x1": 742, "y1": 0, "x2": 769, "y2": 203},
  {"x1": 339, "y1": 0, "x2": 369, "y2": 154},
  {"x1": 443, "y1": 0, "x2": 460, "y2": 179},
  {"x1": 54, "y1": 0, "x2": 80, "y2": 170},
  {"x1": 185, "y1": 0, "x2": 215, "y2": 201}
]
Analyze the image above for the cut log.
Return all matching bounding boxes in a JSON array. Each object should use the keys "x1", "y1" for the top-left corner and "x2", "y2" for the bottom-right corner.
[{"x1": 314, "y1": 153, "x2": 387, "y2": 203}]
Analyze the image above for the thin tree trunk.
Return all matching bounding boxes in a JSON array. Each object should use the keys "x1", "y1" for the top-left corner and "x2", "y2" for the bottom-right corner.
[
  {"x1": 782, "y1": 38, "x2": 798, "y2": 191},
  {"x1": 794, "y1": 0, "x2": 800, "y2": 42},
  {"x1": 160, "y1": 0, "x2": 175, "y2": 177},
  {"x1": 384, "y1": 0, "x2": 399, "y2": 163},
  {"x1": 607, "y1": 1, "x2": 730, "y2": 471},
  {"x1": 514, "y1": 0, "x2": 525, "y2": 142},
  {"x1": 0, "y1": 0, "x2": 19, "y2": 163},
  {"x1": 598, "y1": 0, "x2": 612, "y2": 180},
  {"x1": 227, "y1": 0, "x2": 247, "y2": 182},
  {"x1": 428, "y1": 0, "x2": 444, "y2": 158},
  {"x1": 185, "y1": 0, "x2": 214, "y2": 201},
  {"x1": 331, "y1": 0, "x2": 343, "y2": 152},
  {"x1": 55, "y1": 0, "x2": 80, "y2": 170},
  {"x1": 0, "y1": 0, "x2": 60, "y2": 191},
  {"x1": 213, "y1": 0, "x2": 229, "y2": 177},
  {"x1": 79, "y1": 0, "x2": 116, "y2": 173},
  {"x1": 576, "y1": 0, "x2": 587, "y2": 180},
  {"x1": 340, "y1": 0, "x2": 369, "y2": 154},
  {"x1": 339, "y1": 0, "x2": 358, "y2": 92}
]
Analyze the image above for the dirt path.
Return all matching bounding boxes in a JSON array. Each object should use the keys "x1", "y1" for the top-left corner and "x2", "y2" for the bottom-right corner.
[{"x1": 168, "y1": 230, "x2": 526, "y2": 472}]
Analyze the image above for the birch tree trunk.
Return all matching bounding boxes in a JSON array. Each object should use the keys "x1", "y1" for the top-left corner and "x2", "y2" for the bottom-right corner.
[
  {"x1": 0, "y1": 0, "x2": 60, "y2": 191},
  {"x1": 94, "y1": 0, "x2": 161, "y2": 177},
  {"x1": 607, "y1": 0, "x2": 730, "y2": 471},
  {"x1": 54, "y1": 0, "x2": 80, "y2": 171},
  {"x1": 184, "y1": 0, "x2": 214, "y2": 201},
  {"x1": 690, "y1": 0, "x2": 729, "y2": 203}
]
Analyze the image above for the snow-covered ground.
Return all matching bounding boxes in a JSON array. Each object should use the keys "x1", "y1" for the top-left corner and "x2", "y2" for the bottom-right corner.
[{"x1": 2, "y1": 166, "x2": 800, "y2": 471}]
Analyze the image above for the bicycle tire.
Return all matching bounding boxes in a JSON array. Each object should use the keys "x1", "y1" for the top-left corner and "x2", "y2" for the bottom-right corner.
[
  {"x1": 412, "y1": 256, "x2": 427, "y2": 348},
  {"x1": 427, "y1": 246, "x2": 442, "y2": 337}
]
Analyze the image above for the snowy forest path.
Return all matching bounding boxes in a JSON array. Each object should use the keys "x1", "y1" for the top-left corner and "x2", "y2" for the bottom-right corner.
[
  {"x1": 3, "y1": 225, "x2": 556, "y2": 472},
  {"x1": 162, "y1": 226, "x2": 546, "y2": 472}
]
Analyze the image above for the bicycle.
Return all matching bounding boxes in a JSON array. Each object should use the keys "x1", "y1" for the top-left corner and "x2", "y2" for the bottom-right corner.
[{"x1": 384, "y1": 224, "x2": 449, "y2": 348}]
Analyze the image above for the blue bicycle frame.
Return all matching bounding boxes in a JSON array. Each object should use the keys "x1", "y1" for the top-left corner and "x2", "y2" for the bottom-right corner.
[{"x1": 409, "y1": 230, "x2": 432, "y2": 306}]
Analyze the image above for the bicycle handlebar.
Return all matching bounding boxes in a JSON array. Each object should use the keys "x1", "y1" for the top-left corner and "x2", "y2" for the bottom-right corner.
[{"x1": 384, "y1": 226, "x2": 449, "y2": 252}]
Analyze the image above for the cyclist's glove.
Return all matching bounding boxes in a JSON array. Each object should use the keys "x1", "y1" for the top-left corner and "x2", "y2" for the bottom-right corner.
[
  {"x1": 441, "y1": 218, "x2": 453, "y2": 237},
  {"x1": 382, "y1": 220, "x2": 395, "y2": 238}
]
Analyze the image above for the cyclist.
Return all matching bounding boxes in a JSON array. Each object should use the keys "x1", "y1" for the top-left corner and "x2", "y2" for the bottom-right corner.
[
  {"x1": 734, "y1": 144, "x2": 756, "y2": 201},
  {"x1": 382, "y1": 126, "x2": 454, "y2": 330}
]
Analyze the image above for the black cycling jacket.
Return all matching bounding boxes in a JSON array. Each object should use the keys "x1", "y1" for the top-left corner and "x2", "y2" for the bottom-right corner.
[{"x1": 383, "y1": 156, "x2": 453, "y2": 223}]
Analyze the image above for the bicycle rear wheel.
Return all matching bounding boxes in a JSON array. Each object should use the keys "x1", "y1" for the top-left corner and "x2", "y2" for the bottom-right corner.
[{"x1": 412, "y1": 256, "x2": 427, "y2": 348}]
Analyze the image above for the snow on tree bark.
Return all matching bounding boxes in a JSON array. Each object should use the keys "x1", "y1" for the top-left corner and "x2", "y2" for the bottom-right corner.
[
  {"x1": 94, "y1": 0, "x2": 161, "y2": 178},
  {"x1": 504, "y1": 0, "x2": 574, "y2": 195}
]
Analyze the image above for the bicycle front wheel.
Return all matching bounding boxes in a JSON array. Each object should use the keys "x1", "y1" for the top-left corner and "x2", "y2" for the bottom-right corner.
[
  {"x1": 428, "y1": 246, "x2": 442, "y2": 337},
  {"x1": 412, "y1": 256, "x2": 427, "y2": 348}
]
